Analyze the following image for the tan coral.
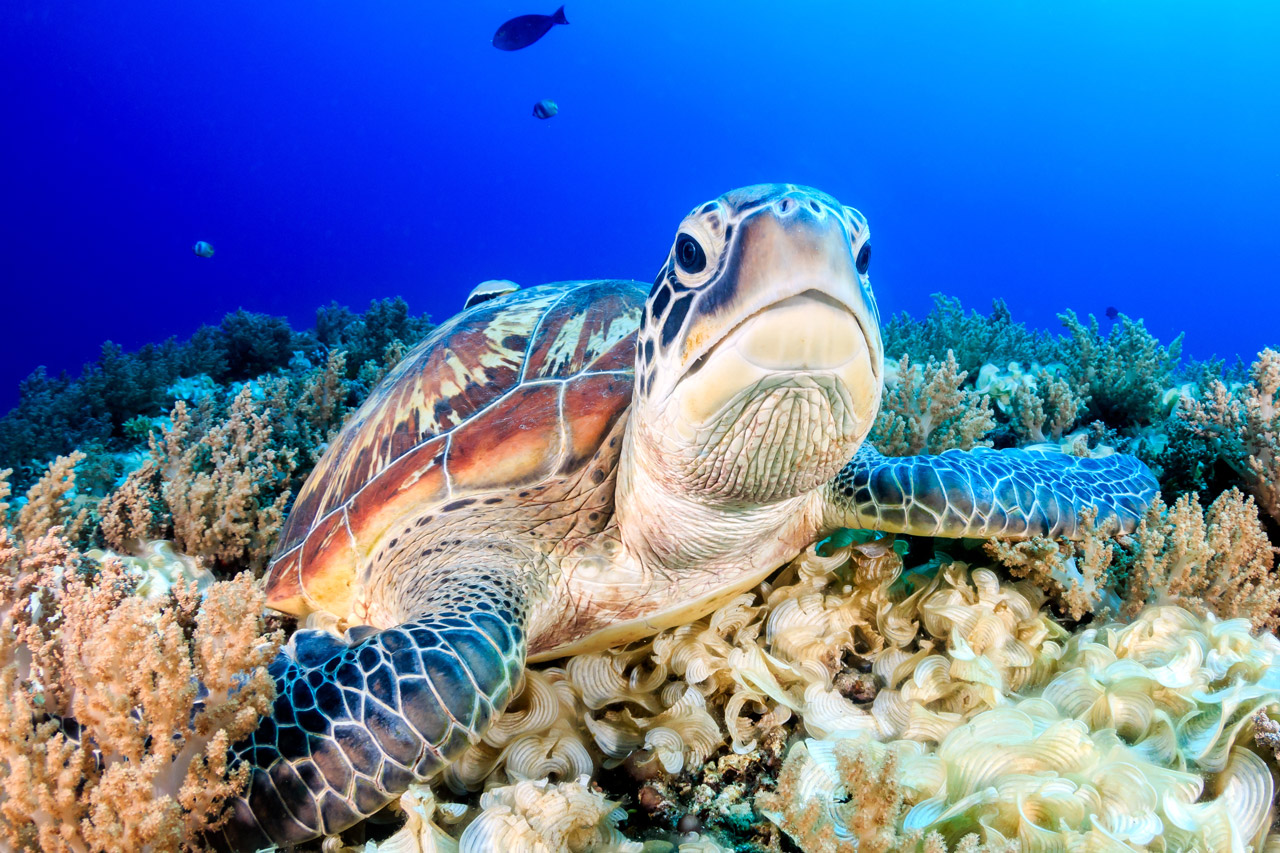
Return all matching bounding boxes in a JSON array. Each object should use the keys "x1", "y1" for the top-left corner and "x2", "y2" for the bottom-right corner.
[
  {"x1": 15, "y1": 452, "x2": 91, "y2": 546},
  {"x1": 872, "y1": 353, "x2": 996, "y2": 456},
  {"x1": 984, "y1": 507, "x2": 1115, "y2": 620},
  {"x1": 160, "y1": 389, "x2": 297, "y2": 572},
  {"x1": 1122, "y1": 488, "x2": 1280, "y2": 631},
  {"x1": 98, "y1": 457, "x2": 168, "y2": 553},
  {"x1": 0, "y1": 523, "x2": 281, "y2": 852}
]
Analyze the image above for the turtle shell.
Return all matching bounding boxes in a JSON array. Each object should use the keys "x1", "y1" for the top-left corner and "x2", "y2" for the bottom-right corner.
[{"x1": 265, "y1": 279, "x2": 645, "y2": 618}]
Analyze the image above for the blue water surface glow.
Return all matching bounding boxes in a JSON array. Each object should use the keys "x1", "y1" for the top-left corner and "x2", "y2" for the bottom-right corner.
[{"x1": 2, "y1": 0, "x2": 1278, "y2": 408}]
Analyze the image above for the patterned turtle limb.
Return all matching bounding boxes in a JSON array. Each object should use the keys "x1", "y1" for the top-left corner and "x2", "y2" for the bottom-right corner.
[
  {"x1": 214, "y1": 567, "x2": 528, "y2": 850},
  {"x1": 826, "y1": 444, "x2": 1159, "y2": 539}
]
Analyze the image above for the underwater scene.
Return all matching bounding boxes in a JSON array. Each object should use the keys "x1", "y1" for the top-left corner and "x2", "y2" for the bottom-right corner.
[{"x1": 2, "y1": 2, "x2": 1280, "y2": 851}]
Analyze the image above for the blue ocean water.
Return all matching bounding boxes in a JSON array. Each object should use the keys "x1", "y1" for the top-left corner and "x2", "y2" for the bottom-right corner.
[{"x1": 2, "y1": 1, "x2": 1277, "y2": 410}]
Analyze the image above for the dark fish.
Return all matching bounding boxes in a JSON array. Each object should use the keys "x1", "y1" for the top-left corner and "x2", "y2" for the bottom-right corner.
[
  {"x1": 493, "y1": 6, "x2": 568, "y2": 51},
  {"x1": 532, "y1": 99, "x2": 558, "y2": 119},
  {"x1": 1105, "y1": 306, "x2": 1118, "y2": 320}
]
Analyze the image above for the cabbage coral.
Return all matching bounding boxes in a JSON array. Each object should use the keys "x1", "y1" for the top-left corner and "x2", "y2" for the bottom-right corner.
[{"x1": 760, "y1": 604, "x2": 1280, "y2": 852}]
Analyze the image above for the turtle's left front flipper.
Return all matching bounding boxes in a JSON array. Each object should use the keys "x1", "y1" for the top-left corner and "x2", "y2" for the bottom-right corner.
[{"x1": 826, "y1": 444, "x2": 1158, "y2": 540}]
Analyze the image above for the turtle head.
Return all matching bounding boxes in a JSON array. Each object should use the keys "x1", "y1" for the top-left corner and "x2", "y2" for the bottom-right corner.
[{"x1": 632, "y1": 184, "x2": 883, "y2": 504}]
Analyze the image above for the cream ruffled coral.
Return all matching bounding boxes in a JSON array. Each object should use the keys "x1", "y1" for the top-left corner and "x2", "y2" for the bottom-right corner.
[
  {"x1": 314, "y1": 523, "x2": 1280, "y2": 853},
  {"x1": 762, "y1": 602, "x2": 1280, "y2": 852}
]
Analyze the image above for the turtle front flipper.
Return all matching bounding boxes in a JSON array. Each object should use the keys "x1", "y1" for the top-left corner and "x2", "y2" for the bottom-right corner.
[
  {"x1": 215, "y1": 570, "x2": 528, "y2": 850},
  {"x1": 826, "y1": 444, "x2": 1158, "y2": 539}
]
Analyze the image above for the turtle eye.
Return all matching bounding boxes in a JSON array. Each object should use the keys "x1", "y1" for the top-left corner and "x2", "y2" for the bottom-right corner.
[
  {"x1": 855, "y1": 243, "x2": 871, "y2": 275},
  {"x1": 675, "y1": 233, "x2": 706, "y2": 274}
]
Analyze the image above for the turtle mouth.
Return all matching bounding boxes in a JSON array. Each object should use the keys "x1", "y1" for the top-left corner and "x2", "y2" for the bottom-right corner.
[{"x1": 681, "y1": 289, "x2": 877, "y2": 384}]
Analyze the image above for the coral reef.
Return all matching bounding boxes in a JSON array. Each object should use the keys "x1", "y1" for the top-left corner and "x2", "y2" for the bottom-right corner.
[
  {"x1": 871, "y1": 353, "x2": 995, "y2": 455},
  {"x1": 973, "y1": 361, "x2": 1085, "y2": 445},
  {"x1": 987, "y1": 487, "x2": 1280, "y2": 630},
  {"x1": 0, "y1": 470, "x2": 282, "y2": 852},
  {"x1": 1056, "y1": 310, "x2": 1183, "y2": 427},
  {"x1": 1181, "y1": 347, "x2": 1280, "y2": 526},
  {"x1": 2, "y1": 291, "x2": 1278, "y2": 853},
  {"x1": 0, "y1": 298, "x2": 434, "y2": 496},
  {"x1": 880, "y1": 295, "x2": 1057, "y2": 377}
]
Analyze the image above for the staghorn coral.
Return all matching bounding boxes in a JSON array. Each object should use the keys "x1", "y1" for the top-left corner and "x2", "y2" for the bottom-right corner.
[
  {"x1": 1119, "y1": 488, "x2": 1280, "y2": 631},
  {"x1": 1182, "y1": 347, "x2": 1280, "y2": 525},
  {"x1": 871, "y1": 353, "x2": 995, "y2": 456},
  {"x1": 0, "y1": 520, "x2": 282, "y2": 852}
]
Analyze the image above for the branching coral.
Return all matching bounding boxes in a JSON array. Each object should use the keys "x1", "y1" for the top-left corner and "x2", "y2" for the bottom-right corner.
[
  {"x1": 881, "y1": 294, "x2": 1058, "y2": 377},
  {"x1": 985, "y1": 507, "x2": 1115, "y2": 620},
  {"x1": 159, "y1": 389, "x2": 296, "y2": 573},
  {"x1": 975, "y1": 362, "x2": 1086, "y2": 445},
  {"x1": 1182, "y1": 348, "x2": 1280, "y2": 525},
  {"x1": 0, "y1": 299, "x2": 434, "y2": 500},
  {"x1": 872, "y1": 353, "x2": 996, "y2": 456},
  {"x1": 97, "y1": 456, "x2": 169, "y2": 552},
  {"x1": 14, "y1": 451, "x2": 92, "y2": 546},
  {"x1": 1057, "y1": 310, "x2": 1183, "y2": 427},
  {"x1": 0, "y1": 521, "x2": 281, "y2": 852},
  {"x1": 1119, "y1": 488, "x2": 1280, "y2": 631}
]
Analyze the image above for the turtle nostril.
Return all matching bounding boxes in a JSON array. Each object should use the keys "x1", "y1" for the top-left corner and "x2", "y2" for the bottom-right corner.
[
  {"x1": 809, "y1": 200, "x2": 821, "y2": 213},
  {"x1": 778, "y1": 197, "x2": 794, "y2": 213}
]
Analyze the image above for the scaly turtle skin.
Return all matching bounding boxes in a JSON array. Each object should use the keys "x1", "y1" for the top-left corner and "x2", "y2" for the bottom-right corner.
[{"x1": 218, "y1": 184, "x2": 1157, "y2": 848}]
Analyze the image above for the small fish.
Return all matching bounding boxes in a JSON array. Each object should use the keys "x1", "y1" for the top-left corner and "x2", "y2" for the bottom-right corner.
[
  {"x1": 532, "y1": 99, "x2": 558, "y2": 119},
  {"x1": 1105, "y1": 306, "x2": 1118, "y2": 320},
  {"x1": 493, "y1": 6, "x2": 568, "y2": 51},
  {"x1": 192, "y1": 240, "x2": 215, "y2": 258},
  {"x1": 465, "y1": 280, "x2": 521, "y2": 309}
]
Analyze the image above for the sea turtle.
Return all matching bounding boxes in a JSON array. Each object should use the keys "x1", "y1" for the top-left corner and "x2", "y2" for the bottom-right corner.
[{"x1": 219, "y1": 184, "x2": 1158, "y2": 848}]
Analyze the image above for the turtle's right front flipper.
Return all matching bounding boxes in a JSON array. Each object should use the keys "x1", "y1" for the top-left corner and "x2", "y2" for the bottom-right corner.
[{"x1": 215, "y1": 568, "x2": 528, "y2": 850}]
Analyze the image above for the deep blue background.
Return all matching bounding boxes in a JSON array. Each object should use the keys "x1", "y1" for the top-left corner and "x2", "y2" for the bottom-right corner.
[{"x1": 3, "y1": 1, "x2": 1278, "y2": 411}]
